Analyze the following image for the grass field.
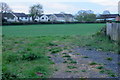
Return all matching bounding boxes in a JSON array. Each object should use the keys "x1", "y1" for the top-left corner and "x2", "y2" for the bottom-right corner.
[
  {"x1": 2, "y1": 24, "x2": 105, "y2": 37},
  {"x1": 2, "y1": 23, "x2": 118, "y2": 79}
]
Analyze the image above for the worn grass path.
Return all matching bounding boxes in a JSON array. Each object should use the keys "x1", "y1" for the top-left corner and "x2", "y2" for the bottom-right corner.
[{"x1": 48, "y1": 45, "x2": 118, "y2": 78}]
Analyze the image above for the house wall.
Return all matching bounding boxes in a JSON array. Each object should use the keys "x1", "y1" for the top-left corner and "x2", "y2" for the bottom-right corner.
[
  {"x1": 56, "y1": 17, "x2": 65, "y2": 22},
  {"x1": 66, "y1": 17, "x2": 74, "y2": 22},
  {"x1": 19, "y1": 17, "x2": 29, "y2": 22},
  {"x1": 5, "y1": 17, "x2": 16, "y2": 22},
  {"x1": 40, "y1": 15, "x2": 49, "y2": 22},
  {"x1": 106, "y1": 22, "x2": 120, "y2": 41},
  {"x1": 49, "y1": 15, "x2": 57, "y2": 22}
]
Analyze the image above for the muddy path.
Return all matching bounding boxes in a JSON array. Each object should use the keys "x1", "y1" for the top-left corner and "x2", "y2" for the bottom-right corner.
[{"x1": 47, "y1": 45, "x2": 119, "y2": 78}]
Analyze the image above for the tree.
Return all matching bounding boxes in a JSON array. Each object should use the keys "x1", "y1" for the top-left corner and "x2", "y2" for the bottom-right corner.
[
  {"x1": 75, "y1": 10, "x2": 96, "y2": 22},
  {"x1": 103, "y1": 10, "x2": 110, "y2": 14},
  {"x1": 0, "y1": 2, "x2": 12, "y2": 13},
  {"x1": 29, "y1": 4, "x2": 43, "y2": 21}
]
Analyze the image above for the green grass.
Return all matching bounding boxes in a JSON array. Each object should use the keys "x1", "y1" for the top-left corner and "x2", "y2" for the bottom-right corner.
[
  {"x1": 2, "y1": 23, "x2": 118, "y2": 78},
  {"x1": 67, "y1": 66, "x2": 77, "y2": 69},
  {"x1": 2, "y1": 36, "x2": 57, "y2": 79},
  {"x1": 81, "y1": 70, "x2": 86, "y2": 72},
  {"x1": 99, "y1": 70, "x2": 117, "y2": 77},
  {"x1": 3, "y1": 24, "x2": 104, "y2": 37}
]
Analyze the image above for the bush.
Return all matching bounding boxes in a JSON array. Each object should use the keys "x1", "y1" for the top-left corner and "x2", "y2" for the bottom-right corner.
[
  {"x1": 2, "y1": 66, "x2": 18, "y2": 80},
  {"x1": 3, "y1": 52, "x2": 19, "y2": 63},
  {"x1": 22, "y1": 52, "x2": 41, "y2": 61}
]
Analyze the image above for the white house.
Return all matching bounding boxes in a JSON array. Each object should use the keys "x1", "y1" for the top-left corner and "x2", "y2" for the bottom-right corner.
[
  {"x1": 2, "y1": 13, "x2": 16, "y2": 22},
  {"x1": 54, "y1": 14, "x2": 66, "y2": 22},
  {"x1": 2, "y1": 13, "x2": 29, "y2": 22},
  {"x1": 63, "y1": 14, "x2": 74, "y2": 22},
  {"x1": 2, "y1": 12, "x2": 75, "y2": 22},
  {"x1": 50, "y1": 13, "x2": 75, "y2": 22},
  {"x1": 13, "y1": 13, "x2": 29, "y2": 22},
  {"x1": 34, "y1": 14, "x2": 49, "y2": 22}
]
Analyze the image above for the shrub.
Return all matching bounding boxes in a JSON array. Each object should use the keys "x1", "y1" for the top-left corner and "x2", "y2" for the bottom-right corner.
[
  {"x1": 96, "y1": 66, "x2": 104, "y2": 69},
  {"x1": 89, "y1": 62, "x2": 98, "y2": 65},
  {"x1": 70, "y1": 60, "x2": 77, "y2": 64},
  {"x1": 82, "y1": 56, "x2": 89, "y2": 58},
  {"x1": 67, "y1": 66, "x2": 77, "y2": 69},
  {"x1": 81, "y1": 70, "x2": 86, "y2": 72},
  {"x1": 106, "y1": 57, "x2": 113, "y2": 61},
  {"x1": 48, "y1": 42, "x2": 58, "y2": 46},
  {"x1": 3, "y1": 52, "x2": 19, "y2": 63},
  {"x1": 2, "y1": 66, "x2": 18, "y2": 80},
  {"x1": 22, "y1": 52, "x2": 41, "y2": 61},
  {"x1": 50, "y1": 48, "x2": 62, "y2": 54},
  {"x1": 62, "y1": 54, "x2": 71, "y2": 58}
]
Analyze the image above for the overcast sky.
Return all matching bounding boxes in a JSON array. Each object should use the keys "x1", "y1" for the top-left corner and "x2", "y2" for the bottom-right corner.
[{"x1": 1, "y1": 0, "x2": 119, "y2": 14}]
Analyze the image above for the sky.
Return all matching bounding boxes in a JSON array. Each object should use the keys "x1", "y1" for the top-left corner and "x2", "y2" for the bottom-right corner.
[{"x1": 0, "y1": 0, "x2": 119, "y2": 14}]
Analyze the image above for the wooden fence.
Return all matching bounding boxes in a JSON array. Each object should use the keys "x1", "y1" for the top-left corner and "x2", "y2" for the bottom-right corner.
[{"x1": 106, "y1": 22, "x2": 120, "y2": 41}]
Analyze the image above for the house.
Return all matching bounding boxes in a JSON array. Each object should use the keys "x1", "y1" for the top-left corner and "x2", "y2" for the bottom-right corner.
[
  {"x1": 2, "y1": 13, "x2": 16, "y2": 22},
  {"x1": 2, "y1": 13, "x2": 29, "y2": 22},
  {"x1": 34, "y1": 13, "x2": 74, "y2": 22},
  {"x1": 53, "y1": 14, "x2": 66, "y2": 22},
  {"x1": 34, "y1": 14, "x2": 49, "y2": 22},
  {"x1": 48, "y1": 14, "x2": 57, "y2": 22},
  {"x1": 63, "y1": 14, "x2": 74, "y2": 22},
  {"x1": 52, "y1": 13, "x2": 74, "y2": 22},
  {"x1": 2, "y1": 12, "x2": 75, "y2": 22},
  {"x1": 97, "y1": 14, "x2": 119, "y2": 21},
  {"x1": 13, "y1": 13, "x2": 29, "y2": 22}
]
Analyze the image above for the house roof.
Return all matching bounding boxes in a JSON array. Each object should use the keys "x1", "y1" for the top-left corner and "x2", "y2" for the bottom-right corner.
[
  {"x1": 64, "y1": 14, "x2": 74, "y2": 17},
  {"x1": 13, "y1": 13, "x2": 28, "y2": 17},
  {"x1": 54, "y1": 14, "x2": 65, "y2": 17},
  {"x1": 98, "y1": 14, "x2": 119, "y2": 19},
  {"x1": 2, "y1": 13, "x2": 15, "y2": 19},
  {"x1": 46, "y1": 14, "x2": 52, "y2": 17}
]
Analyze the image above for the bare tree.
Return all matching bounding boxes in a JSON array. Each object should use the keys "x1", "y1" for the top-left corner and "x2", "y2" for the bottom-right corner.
[
  {"x1": 29, "y1": 4, "x2": 43, "y2": 21},
  {"x1": 0, "y1": 2, "x2": 12, "y2": 13}
]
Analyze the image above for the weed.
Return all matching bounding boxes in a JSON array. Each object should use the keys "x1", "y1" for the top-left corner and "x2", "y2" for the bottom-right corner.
[
  {"x1": 96, "y1": 66, "x2": 104, "y2": 69},
  {"x1": 82, "y1": 56, "x2": 89, "y2": 58},
  {"x1": 89, "y1": 62, "x2": 98, "y2": 65},
  {"x1": 106, "y1": 57, "x2": 113, "y2": 61},
  {"x1": 62, "y1": 54, "x2": 71, "y2": 58},
  {"x1": 48, "y1": 42, "x2": 58, "y2": 46},
  {"x1": 67, "y1": 66, "x2": 77, "y2": 69},
  {"x1": 63, "y1": 61, "x2": 68, "y2": 63},
  {"x1": 70, "y1": 60, "x2": 77, "y2": 64},
  {"x1": 65, "y1": 71, "x2": 72, "y2": 73},
  {"x1": 118, "y1": 62, "x2": 120, "y2": 65},
  {"x1": 76, "y1": 53, "x2": 80, "y2": 55},
  {"x1": 81, "y1": 70, "x2": 86, "y2": 72},
  {"x1": 22, "y1": 52, "x2": 40, "y2": 61}
]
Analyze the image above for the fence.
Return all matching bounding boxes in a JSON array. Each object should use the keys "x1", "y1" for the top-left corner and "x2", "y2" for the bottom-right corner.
[{"x1": 106, "y1": 22, "x2": 120, "y2": 41}]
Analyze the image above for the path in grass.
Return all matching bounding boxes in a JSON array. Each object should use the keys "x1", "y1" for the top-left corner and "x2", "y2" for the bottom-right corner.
[{"x1": 48, "y1": 45, "x2": 118, "y2": 78}]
